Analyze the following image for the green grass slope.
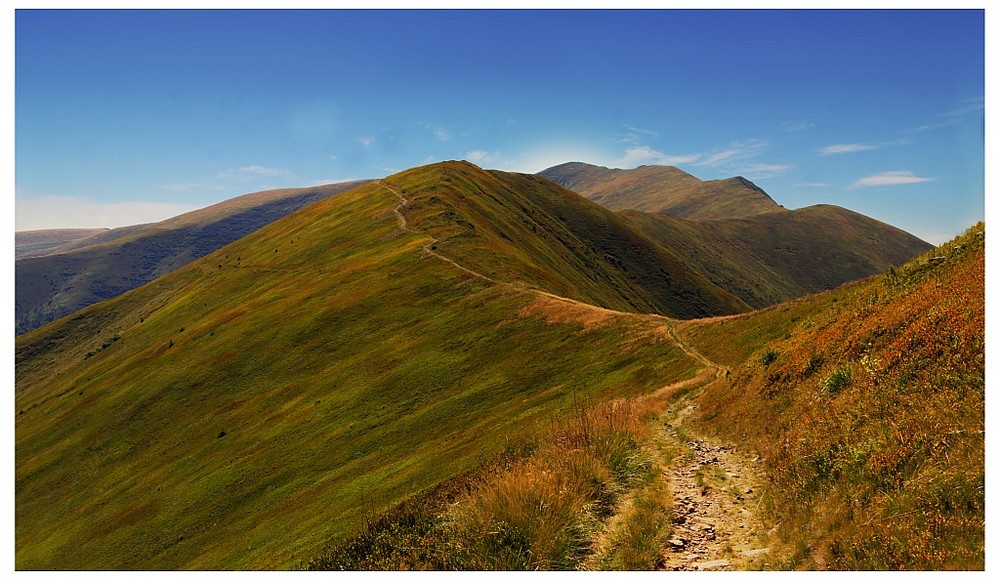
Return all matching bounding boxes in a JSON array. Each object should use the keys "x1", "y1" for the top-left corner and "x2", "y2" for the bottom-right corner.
[
  {"x1": 389, "y1": 161, "x2": 749, "y2": 319},
  {"x1": 680, "y1": 224, "x2": 984, "y2": 569},
  {"x1": 623, "y1": 204, "x2": 933, "y2": 308},
  {"x1": 16, "y1": 163, "x2": 703, "y2": 569},
  {"x1": 15, "y1": 180, "x2": 368, "y2": 335},
  {"x1": 539, "y1": 162, "x2": 785, "y2": 220}
]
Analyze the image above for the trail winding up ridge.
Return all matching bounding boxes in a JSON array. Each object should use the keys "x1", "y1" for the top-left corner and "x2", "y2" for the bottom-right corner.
[{"x1": 381, "y1": 179, "x2": 771, "y2": 570}]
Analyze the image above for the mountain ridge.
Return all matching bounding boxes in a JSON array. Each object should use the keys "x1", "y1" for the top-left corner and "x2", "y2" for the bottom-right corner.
[
  {"x1": 538, "y1": 161, "x2": 785, "y2": 220},
  {"x1": 15, "y1": 180, "x2": 370, "y2": 335},
  {"x1": 15, "y1": 162, "x2": 711, "y2": 569}
]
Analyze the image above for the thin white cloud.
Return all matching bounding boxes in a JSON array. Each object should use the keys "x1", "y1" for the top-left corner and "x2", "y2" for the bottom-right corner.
[
  {"x1": 16, "y1": 194, "x2": 200, "y2": 230},
  {"x1": 359, "y1": 136, "x2": 376, "y2": 148},
  {"x1": 420, "y1": 122, "x2": 450, "y2": 141},
  {"x1": 463, "y1": 150, "x2": 512, "y2": 169},
  {"x1": 740, "y1": 163, "x2": 794, "y2": 179},
  {"x1": 782, "y1": 120, "x2": 815, "y2": 132},
  {"x1": 905, "y1": 97, "x2": 983, "y2": 133},
  {"x1": 820, "y1": 143, "x2": 878, "y2": 155},
  {"x1": 694, "y1": 140, "x2": 767, "y2": 167},
  {"x1": 614, "y1": 146, "x2": 700, "y2": 168},
  {"x1": 625, "y1": 125, "x2": 658, "y2": 137},
  {"x1": 942, "y1": 97, "x2": 984, "y2": 118},
  {"x1": 329, "y1": 154, "x2": 338, "y2": 161},
  {"x1": 216, "y1": 165, "x2": 292, "y2": 180},
  {"x1": 616, "y1": 125, "x2": 661, "y2": 146},
  {"x1": 909, "y1": 119, "x2": 962, "y2": 133},
  {"x1": 852, "y1": 171, "x2": 933, "y2": 188},
  {"x1": 796, "y1": 182, "x2": 832, "y2": 188}
]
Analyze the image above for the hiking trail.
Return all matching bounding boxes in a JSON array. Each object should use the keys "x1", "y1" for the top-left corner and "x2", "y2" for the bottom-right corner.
[{"x1": 382, "y1": 179, "x2": 773, "y2": 570}]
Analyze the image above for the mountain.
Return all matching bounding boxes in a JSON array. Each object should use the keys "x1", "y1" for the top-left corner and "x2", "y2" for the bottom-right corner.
[
  {"x1": 15, "y1": 161, "x2": 727, "y2": 569},
  {"x1": 15, "y1": 228, "x2": 110, "y2": 259},
  {"x1": 622, "y1": 204, "x2": 933, "y2": 308},
  {"x1": 538, "y1": 162, "x2": 785, "y2": 220},
  {"x1": 14, "y1": 180, "x2": 368, "y2": 335},
  {"x1": 386, "y1": 161, "x2": 749, "y2": 318},
  {"x1": 539, "y1": 162, "x2": 931, "y2": 309},
  {"x1": 680, "y1": 224, "x2": 984, "y2": 569}
]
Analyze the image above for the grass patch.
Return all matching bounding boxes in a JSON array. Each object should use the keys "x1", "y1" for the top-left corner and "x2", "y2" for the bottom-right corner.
[{"x1": 304, "y1": 399, "x2": 663, "y2": 570}]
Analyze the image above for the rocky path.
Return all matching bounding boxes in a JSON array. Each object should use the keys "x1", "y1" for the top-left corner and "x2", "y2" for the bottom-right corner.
[{"x1": 660, "y1": 403, "x2": 771, "y2": 570}]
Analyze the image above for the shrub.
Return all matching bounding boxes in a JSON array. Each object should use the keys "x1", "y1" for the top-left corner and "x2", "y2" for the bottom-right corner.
[
  {"x1": 803, "y1": 352, "x2": 824, "y2": 377},
  {"x1": 823, "y1": 365, "x2": 852, "y2": 396},
  {"x1": 759, "y1": 348, "x2": 779, "y2": 367}
]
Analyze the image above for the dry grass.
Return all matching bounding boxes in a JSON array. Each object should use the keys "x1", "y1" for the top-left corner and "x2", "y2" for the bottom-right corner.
[
  {"x1": 689, "y1": 224, "x2": 984, "y2": 570},
  {"x1": 305, "y1": 399, "x2": 668, "y2": 570},
  {"x1": 519, "y1": 292, "x2": 615, "y2": 331}
]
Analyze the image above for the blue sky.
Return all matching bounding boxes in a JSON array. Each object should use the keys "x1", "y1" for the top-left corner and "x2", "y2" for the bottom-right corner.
[{"x1": 14, "y1": 9, "x2": 985, "y2": 244}]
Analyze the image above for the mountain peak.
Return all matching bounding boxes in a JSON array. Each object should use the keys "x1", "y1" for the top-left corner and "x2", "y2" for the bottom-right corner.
[{"x1": 538, "y1": 163, "x2": 782, "y2": 220}]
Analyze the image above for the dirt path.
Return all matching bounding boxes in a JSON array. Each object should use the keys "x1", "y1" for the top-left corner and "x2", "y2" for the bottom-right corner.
[
  {"x1": 383, "y1": 179, "x2": 772, "y2": 570},
  {"x1": 659, "y1": 402, "x2": 772, "y2": 570},
  {"x1": 384, "y1": 180, "x2": 496, "y2": 284}
]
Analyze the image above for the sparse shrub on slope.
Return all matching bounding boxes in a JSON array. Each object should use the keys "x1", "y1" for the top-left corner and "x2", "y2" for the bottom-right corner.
[{"x1": 690, "y1": 224, "x2": 984, "y2": 570}]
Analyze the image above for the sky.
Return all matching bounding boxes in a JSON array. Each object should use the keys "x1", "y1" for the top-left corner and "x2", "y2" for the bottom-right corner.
[{"x1": 13, "y1": 8, "x2": 987, "y2": 244}]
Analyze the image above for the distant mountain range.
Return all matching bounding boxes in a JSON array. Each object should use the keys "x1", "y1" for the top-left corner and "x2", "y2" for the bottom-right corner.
[
  {"x1": 16, "y1": 228, "x2": 111, "y2": 259},
  {"x1": 539, "y1": 161, "x2": 785, "y2": 219},
  {"x1": 16, "y1": 162, "x2": 931, "y2": 335},
  {"x1": 15, "y1": 180, "x2": 368, "y2": 334},
  {"x1": 540, "y1": 162, "x2": 931, "y2": 308}
]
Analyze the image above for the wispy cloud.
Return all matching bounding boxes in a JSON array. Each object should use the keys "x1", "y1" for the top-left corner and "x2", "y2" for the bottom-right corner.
[
  {"x1": 852, "y1": 171, "x2": 933, "y2": 188},
  {"x1": 942, "y1": 97, "x2": 984, "y2": 118},
  {"x1": 464, "y1": 150, "x2": 509, "y2": 167},
  {"x1": 616, "y1": 125, "x2": 660, "y2": 145},
  {"x1": 359, "y1": 136, "x2": 376, "y2": 148},
  {"x1": 904, "y1": 97, "x2": 983, "y2": 134},
  {"x1": 820, "y1": 143, "x2": 879, "y2": 155},
  {"x1": 694, "y1": 140, "x2": 767, "y2": 167},
  {"x1": 795, "y1": 182, "x2": 831, "y2": 188},
  {"x1": 329, "y1": 154, "x2": 338, "y2": 161},
  {"x1": 216, "y1": 165, "x2": 292, "y2": 180},
  {"x1": 614, "y1": 146, "x2": 700, "y2": 168},
  {"x1": 906, "y1": 118, "x2": 963, "y2": 134},
  {"x1": 739, "y1": 163, "x2": 794, "y2": 179},
  {"x1": 782, "y1": 120, "x2": 815, "y2": 132},
  {"x1": 421, "y1": 122, "x2": 450, "y2": 141}
]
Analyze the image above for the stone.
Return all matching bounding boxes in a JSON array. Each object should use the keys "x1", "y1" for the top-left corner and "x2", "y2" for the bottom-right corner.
[{"x1": 697, "y1": 559, "x2": 731, "y2": 570}]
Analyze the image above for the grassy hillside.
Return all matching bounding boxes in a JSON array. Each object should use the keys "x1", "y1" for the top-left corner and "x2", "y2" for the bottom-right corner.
[
  {"x1": 539, "y1": 162, "x2": 785, "y2": 220},
  {"x1": 624, "y1": 204, "x2": 932, "y2": 308},
  {"x1": 16, "y1": 163, "x2": 704, "y2": 569},
  {"x1": 388, "y1": 161, "x2": 749, "y2": 318},
  {"x1": 15, "y1": 180, "x2": 368, "y2": 335},
  {"x1": 679, "y1": 224, "x2": 984, "y2": 569}
]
